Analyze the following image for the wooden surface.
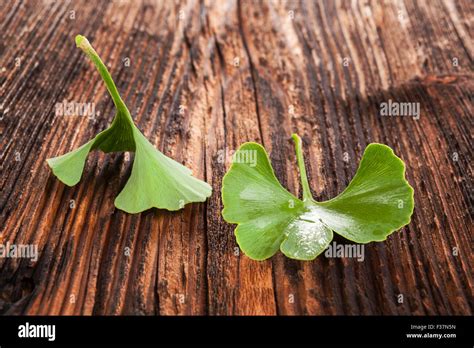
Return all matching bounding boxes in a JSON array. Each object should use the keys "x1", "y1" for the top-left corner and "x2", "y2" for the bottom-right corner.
[{"x1": 0, "y1": 0, "x2": 472, "y2": 315}]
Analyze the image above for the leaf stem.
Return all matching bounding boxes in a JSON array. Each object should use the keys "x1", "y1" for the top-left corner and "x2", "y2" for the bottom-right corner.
[
  {"x1": 292, "y1": 134, "x2": 313, "y2": 203},
  {"x1": 75, "y1": 35, "x2": 132, "y2": 121}
]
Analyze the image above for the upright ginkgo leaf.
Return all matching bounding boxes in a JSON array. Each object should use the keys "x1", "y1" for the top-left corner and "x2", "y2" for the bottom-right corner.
[
  {"x1": 221, "y1": 134, "x2": 414, "y2": 261},
  {"x1": 47, "y1": 35, "x2": 212, "y2": 213}
]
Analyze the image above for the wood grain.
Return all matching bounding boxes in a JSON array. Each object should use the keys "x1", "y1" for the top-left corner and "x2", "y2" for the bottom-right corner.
[{"x1": 0, "y1": 0, "x2": 472, "y2": 315}]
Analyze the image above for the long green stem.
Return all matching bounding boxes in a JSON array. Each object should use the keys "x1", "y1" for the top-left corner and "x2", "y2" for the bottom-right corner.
[
  {"x1": 291, "y1": 133, "x2": 313, "y2": 203},
  {"x1": 75, "y1": 35, "x2": 132, "y2": 121}
]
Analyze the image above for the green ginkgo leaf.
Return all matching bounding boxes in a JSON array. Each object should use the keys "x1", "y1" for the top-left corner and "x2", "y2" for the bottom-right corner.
[
  {"x1": 221, "y1": 134, "x2": 414, "y2": 261},
  {"x1": 47, "y1": 35, "x2": 212, "y2": 213}
]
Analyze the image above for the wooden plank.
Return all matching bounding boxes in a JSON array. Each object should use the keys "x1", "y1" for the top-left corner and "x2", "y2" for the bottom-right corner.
[{"x1": 0, "y1": 0, "x2": 472, "y2": 315}]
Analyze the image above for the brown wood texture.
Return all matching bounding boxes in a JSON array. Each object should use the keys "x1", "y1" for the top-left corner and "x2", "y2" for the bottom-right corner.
[{"x1": 0, "y1": 0, "x2": 472, "y2": 315}]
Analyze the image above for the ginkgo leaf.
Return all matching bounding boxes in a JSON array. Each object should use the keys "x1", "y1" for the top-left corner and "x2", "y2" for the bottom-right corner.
[
  {"x1": 221, "y1": 142, "x2": 332, "y2": 260},
  {"x1": 47, "y1": 35, "x2": 211, "y2": 213},
  {"x1": 221, "y1": 134, "x2": 414, "y2": 261},
  {"x1": 114, "y1": 128, "x2": 212, "y2": 213}
]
